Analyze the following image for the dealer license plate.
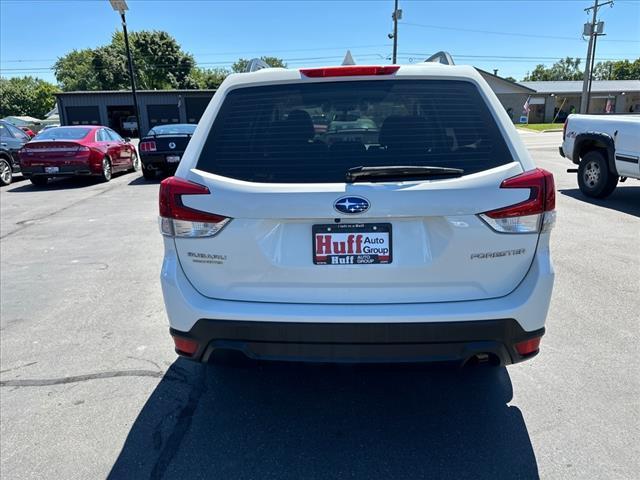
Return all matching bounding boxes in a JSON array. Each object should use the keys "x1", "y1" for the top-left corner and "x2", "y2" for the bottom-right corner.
[{"x1": 313, "y1": 223, "x2": 392, "y2": 265}]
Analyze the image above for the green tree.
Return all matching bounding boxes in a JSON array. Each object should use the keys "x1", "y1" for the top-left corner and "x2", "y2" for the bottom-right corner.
[
  {"x1": 231, "y1": 56, "x2": 287, "y2": 73},
  {"x1": 523, "y1": 57, "x2": 583, "y2": 81},
  {"x1": 53, "y1": 49, "x2": 100, "y2": 91},
  {"x1": 188, "y1": 68, "x2": 229, "y2": 89},
  {"x1": 593, "y1": 59, "x2": 640, "y2": 80},
  {"x1": 0, "y1": 76, "x2": 60, "y2": 118},
  {"x1": 54, "y1": 30, "x2": 196, "y2": 91}
]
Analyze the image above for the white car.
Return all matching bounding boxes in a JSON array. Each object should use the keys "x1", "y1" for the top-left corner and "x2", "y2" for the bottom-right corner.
[
  {"x1": 560, "y1": 114, "x2": 640, "y2": 198},
  {"x1": 159, "y1": 62, "x2": 556, "y2": 366}
]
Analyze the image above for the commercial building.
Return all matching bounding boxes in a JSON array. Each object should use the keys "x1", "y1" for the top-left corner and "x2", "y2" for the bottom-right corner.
[
  {"x1": 55, "y1": 78, "x2": 640, "y2": 133},
  {"x1": 55, "y1": 89, "x2": 216, "y2": 137}
]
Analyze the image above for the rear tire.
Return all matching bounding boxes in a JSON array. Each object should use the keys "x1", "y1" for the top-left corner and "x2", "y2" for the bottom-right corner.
[
  {"x1": 101, "y1": 157, "x2": 112, "y2": 182},
  {"x1": 0, "y1": 158, "x2": 12, "y2": 186},
  {"x1": 129, "y1": 152, "x2": 141, "y2": 172},
  {"x1": 142, "y1": 165, "x2": 156, "y2": 181},
  {"x1": 30, "y1": 176, "x2": 49, "y2": 187},
  {"x1": 577, "y1": 150, "x2": 618, "y2": 198}
]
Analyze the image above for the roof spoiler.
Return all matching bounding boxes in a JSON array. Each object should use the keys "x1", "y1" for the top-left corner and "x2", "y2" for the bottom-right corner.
[{"x1": 425, "y1": 51, "x2": 455, "y2": 66}]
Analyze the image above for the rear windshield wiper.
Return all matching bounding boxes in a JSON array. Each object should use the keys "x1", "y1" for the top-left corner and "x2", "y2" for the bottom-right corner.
[{"x1": 346, "y1": 165, "x2": 464, "y2": 183}]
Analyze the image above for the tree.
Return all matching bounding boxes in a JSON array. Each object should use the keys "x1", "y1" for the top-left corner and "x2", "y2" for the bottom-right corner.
[
  {"x1": 188, "y1": 68, "x2": 229, "y2": 89},
  {"x1": 54, "y1": 30, "x2": 196, "y2": 91},
  {"x1": 53, "y1": 49, "x2": 100, "y2": 91},
  {"x1": 504, "y1": 76, "x2": 517, "y2": 83},
  {"x1": 0, "y1": 76, "x2": 60, "y2": 118},
  {"x1": 593, "y1": 59, "x2": 640, "y2": 80},
  {"x1": 231, "y1": 56, "x2": 287, "y2": 73},
  {"x1": 523, "y1": 57, "x2": 583, "y2": 81}
]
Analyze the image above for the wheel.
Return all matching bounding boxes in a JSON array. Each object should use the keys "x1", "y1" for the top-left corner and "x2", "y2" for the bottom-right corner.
[
  {"x1": 129, "y1": 152, "x2": 141, "y2": 172},
  {"x1": 101, "y1": 157, "x2": 112, "y2": 182},
  {"x1": 30, "y1": 176, "x2": 49, "y2": 187},
  {"x1": 142, "y1": 165, "x2": 156, "y2": 181},
  {"x1": 0, "y1": 158, "x2": 12, "y2": 186},
  {"x1": 577, "y1": 150, "x2": 618, "y2": 198}
]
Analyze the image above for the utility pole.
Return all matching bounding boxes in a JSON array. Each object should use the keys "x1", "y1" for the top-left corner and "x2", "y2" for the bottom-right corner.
[
  {"x1": 580, "y1": 0, "x2": 613, "y2": 113},
  {"x1": 109, "y1": 0, "x2": 141, "y2": 137},
  {"x1": 390, "y1": 0, "x2": 401, "y2": 64}
]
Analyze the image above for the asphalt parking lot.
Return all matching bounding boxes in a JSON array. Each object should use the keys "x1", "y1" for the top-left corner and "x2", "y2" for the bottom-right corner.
[{"x1": 1, "y1": 130, "x2": 638, "y2": 480}]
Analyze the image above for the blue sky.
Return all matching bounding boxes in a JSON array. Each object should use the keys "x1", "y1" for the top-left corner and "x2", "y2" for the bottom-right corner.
[{"x1": 1, "y1": 0, "x2": 639, "y2": 83}]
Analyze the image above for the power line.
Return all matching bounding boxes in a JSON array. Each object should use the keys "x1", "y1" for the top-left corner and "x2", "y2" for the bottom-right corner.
[{"x1": 402, "y1": 21, "x2": 640, "y2": 43}]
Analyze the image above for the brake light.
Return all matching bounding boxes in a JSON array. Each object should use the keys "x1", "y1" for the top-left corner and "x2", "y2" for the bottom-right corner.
[
  {"x1": 514, "y1": 337, "x2": 541, "y2": 356},
  {"x1": 159, "y1": 176, "x2": 231, "y2": 238},
  {"x1": 140, "y1": 140, "x2": 156, "y2": 152},
  {"x1": 480, "y1": 168, "x2": 556, "y2": 234},
  {"x1": 300, "y1": 66, "x2": 400, "y2": 78}
]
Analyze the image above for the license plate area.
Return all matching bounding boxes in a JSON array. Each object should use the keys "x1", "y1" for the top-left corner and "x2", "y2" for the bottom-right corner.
[
  {"x1": 44, "y1": 166, "x2": 59, "y2": 174},
  {"x1": 166, "y1": 155, "x2": 181, "y2": 163},
  {"x1": 313, "y1": 223, "x2": 392, "y2": 265}
]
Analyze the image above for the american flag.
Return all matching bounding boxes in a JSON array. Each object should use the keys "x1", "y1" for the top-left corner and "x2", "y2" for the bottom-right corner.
[
  {"x1": 523, "y1": 96, "x2": 531, "y2": 114},
  {"x1": 605, "y1": 98, "x2": 613, "y2": 113}
]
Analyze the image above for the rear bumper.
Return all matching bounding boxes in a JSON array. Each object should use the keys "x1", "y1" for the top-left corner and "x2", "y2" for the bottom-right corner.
[
  {"x1": 21, "y1": 165, "x2": 94, "y2": 177},
  {"x1": 161, "y1": 235, "x2": 555, "y2": 364},
  {"x1": 140, "y1": 153, "x2": 180, "y2": 172},
  {"x1": 170, "y1": 319, "x2": 544, "y2": 365}
]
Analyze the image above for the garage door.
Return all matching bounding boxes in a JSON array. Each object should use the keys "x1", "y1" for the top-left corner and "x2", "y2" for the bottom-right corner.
[
  {"x1": 147, "y1": 105, "x2": 180, "y2": 129},
  {"x1": 65, "y1": 106, "x2": 100, "y2": 126},
  {"x1": 185, "y1": 97, "x2": 211, "y2": 124}
]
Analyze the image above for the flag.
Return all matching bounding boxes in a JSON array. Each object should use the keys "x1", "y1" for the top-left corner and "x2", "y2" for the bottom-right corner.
[
  {"x1": 523, "y1": 96, "x2": 531, "y2": 114},
  {"x1": 605, "y1": 98, "x2": 613, "y2": 113}
]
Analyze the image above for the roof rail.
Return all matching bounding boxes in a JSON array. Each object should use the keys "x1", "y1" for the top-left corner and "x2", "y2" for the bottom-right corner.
[
  {"x1": 424, "y1": 51, "x2": 455, "y2": 66},
  {"x1": 244, "y1": 58, "x2": 271, "y2": 73}
]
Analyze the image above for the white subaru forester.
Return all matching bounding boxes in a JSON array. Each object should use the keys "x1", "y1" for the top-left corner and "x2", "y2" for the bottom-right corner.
[{"x1": 159, "y1": 61, "x2": 556, "y2": 366}]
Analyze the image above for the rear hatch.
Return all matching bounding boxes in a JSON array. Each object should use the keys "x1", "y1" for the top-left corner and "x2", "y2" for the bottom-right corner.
[
  {"x1": 164, "y1": 74, "x2": 553, "y2": 304},
  {"x1": 144, "y1": 135, "x2": 191, "y2": 153}
]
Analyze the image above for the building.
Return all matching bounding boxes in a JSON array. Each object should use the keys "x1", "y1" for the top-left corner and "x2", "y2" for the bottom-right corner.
[
  {"x1": 520, "y1": 80, "x2": 640, "y2": 123},
  {"x1": 55, "y1": 89, "x2": 216, "y2": 137},
  {"x1": 55, "y1": 78, "x2": 640, "y2": 134}
]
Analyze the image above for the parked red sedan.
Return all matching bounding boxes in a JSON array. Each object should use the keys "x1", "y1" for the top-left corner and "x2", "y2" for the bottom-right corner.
[{"x1": 19, "y1": 126, "x2": 140, "y2": 186}]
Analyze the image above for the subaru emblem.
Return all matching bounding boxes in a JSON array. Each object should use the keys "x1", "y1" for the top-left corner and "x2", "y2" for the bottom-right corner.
[
  {"x1": 334, "y1": 196, "x2": 370, "y2": 215},
  {"x1": 168, "y1": 142, "x2": 176, "y2": 149}
]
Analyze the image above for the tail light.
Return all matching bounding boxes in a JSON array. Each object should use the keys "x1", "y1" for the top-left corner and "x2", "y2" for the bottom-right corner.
[
  {"x1": 480, "y1": 168, "x2": 556, "y2": 234},
  {"x1": 140, "y1": 140, "x2": 157, "y2": 152},
  {"x1": 172, "y1": 335, "x2": 199, "y2": 356},
  {"x1": 300, "y1": 66, "x2": 400, "y2": 78},
  {"x1": 159, "y1": 176, "x2": 231, "y2": 238}
]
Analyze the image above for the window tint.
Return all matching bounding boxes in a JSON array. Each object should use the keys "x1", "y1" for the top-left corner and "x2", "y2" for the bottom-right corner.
[
  {"x1": 36, "y1": 127, "x2": 91, "y2": 140},
  {"x1": 5, "y1": 123, "x2": 29, "y2": 140},
  {"x1": 0, "y1": 124, "x2": 11, "y2": 138},
  {"x1": 150, "y1": 124, "x2": 197, "y2": 135},
  {"x1": 197, "y1": 80, "x2": 514, "y2": 183},
  {"x1": 106, "y1": 129, "x2": 123, "y2": 141}
]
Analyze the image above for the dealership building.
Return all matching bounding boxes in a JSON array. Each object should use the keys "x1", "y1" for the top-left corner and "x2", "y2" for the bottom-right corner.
[{"x1": 55, "y1": 76, "x2": 640, "y2": 135}]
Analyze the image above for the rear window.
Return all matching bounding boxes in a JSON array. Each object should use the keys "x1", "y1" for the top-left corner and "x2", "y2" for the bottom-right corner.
[
  {"x1": 35, "y1": 127, "x2": 91, "y2": 140},
  {"x1": 197, "y1": 80, "x2": 513, "y2": 183},
  {"x1": 150, "y1": 124, "x2": 196, "y2": 135}
]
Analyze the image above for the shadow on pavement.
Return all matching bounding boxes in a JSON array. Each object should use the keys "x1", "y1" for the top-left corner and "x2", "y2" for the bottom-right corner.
[
  {"x1": 128, "y1": 176, "x2": 160, "y2": 186},
  {"x1": 109, "y1": 358, "x2": 538, "y2": 480},
  {"x1": 560, "y1": 186, "x2": 640, "y2": 217}
]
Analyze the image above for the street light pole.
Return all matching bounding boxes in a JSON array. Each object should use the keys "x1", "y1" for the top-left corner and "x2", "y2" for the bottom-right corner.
[
  {"x1": 580, "y1": 0, "x2": 613, "y2": 114},
  {"x1": 109, "y1": 0, "x2": 140, "y2": 137}
]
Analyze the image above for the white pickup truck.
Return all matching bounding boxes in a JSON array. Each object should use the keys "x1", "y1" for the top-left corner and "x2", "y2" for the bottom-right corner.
[{"x1": 560, "y1": 114, "x2": 640, "y2": 198}]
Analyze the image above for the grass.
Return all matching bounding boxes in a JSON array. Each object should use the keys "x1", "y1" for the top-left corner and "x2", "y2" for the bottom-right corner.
[{"x1": 516, "y1": 123, "x2": 564, "y2": 132}]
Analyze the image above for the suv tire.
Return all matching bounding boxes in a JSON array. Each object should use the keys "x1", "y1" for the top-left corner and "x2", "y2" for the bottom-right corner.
[
  {"x1": 578, "y1": 150, "x2": 618, "y2": 198},
  {"x1": 0, "y1": 158, "x2": 13, "y2": 186}
]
